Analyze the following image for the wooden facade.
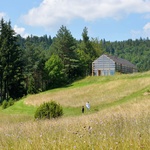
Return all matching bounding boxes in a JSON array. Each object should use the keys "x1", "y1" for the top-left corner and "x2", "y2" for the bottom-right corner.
[{"x1": 92, "y1": 54, "x2": 137, "y2": 76}]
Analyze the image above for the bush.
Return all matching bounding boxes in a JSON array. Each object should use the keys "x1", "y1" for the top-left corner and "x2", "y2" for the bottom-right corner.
[
  {"x1": 7, "y1": 98, "x2": 14, "y2": 107},
  {"x1": 2, "y1": 100, "x2": 8, "y2": 109},
  {"x1": 34, "y1": 101, "x2": 63, "y2": 119},
  {"x1": 2, "y1": 98, "x2": 15, "y2": 109}
]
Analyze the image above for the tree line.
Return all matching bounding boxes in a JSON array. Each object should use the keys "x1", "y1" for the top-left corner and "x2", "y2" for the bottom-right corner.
[{"x1": 0, "y1": 18, "x2": 150, "y2": 103}]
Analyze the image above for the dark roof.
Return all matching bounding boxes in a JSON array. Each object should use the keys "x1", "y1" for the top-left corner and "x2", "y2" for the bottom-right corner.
[{"x1": 106, "y1": 54, "x2": 137, "y2": 69}]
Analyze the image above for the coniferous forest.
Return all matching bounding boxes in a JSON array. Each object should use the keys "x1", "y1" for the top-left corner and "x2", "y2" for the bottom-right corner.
[{"x1": 0, "y1": 18, "x2": 150, "y2": 103}]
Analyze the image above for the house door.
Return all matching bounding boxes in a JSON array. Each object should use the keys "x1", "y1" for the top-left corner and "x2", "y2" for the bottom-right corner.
[{"x1": 98, "y1": 70, "x2": 101, "y2": 76}]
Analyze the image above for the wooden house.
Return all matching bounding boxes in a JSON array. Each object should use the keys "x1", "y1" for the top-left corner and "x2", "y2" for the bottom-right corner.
[{"x1": 92, "y1": 54, "x2": 137, "y2": 76}]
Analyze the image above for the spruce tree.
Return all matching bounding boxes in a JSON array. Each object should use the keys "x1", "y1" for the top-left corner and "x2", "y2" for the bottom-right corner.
[
  {"x1": 50, "y1": 25, "x2": 79, "y2": 82},
  {"x1": 77, "y1": 27, "x2": 97, "y2": 76},
  {"x1": 0, "y1": 18, "x2": 25, "y2": 101}
]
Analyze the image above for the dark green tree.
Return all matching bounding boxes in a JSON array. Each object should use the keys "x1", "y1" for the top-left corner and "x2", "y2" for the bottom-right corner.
[
  {"x1": 102, "y1": 38, "x2": 150, "y2": 72},
  {"x1": 23, "y1": 36, "x2": 48, "y2": 93},
  {"x1": 0, "y1": 18, "x2": 25, "y2": 101},
  {"x1": 50, "y1": 25, "x2": 79, "y2": 82},
  {"x1": 77, "y1": 27, "x2": 98, "y2": 76}
]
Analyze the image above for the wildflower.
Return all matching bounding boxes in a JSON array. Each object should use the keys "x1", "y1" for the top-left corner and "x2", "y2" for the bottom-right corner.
[
  {"x1": 88, "y1": 126, "x2": 92, "y2": 133},
  {"x1": 110, "y1": 133, "x2": 113, "y2": 136},
  {"x1": 27, "y1": 139, "x2": 32, "y2": 144}
]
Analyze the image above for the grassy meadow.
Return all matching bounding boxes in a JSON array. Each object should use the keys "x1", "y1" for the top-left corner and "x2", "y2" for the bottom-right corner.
[{"x1": 0, "y1": 71, "x2": 150, "y2": 150}]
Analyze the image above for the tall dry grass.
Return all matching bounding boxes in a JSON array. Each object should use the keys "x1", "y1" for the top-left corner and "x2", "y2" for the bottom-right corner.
[
  {"x1": 0, "y1": 97, "x2": 149, "y2": 150},
  {"x1": 24, "y1": 75, "x2": 150, "y2": 108},
  {"x1": 0, "y1": 72, "x2": 150, "y2": 149}
]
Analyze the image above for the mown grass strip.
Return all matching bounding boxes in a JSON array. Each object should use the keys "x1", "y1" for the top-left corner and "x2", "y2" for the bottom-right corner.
[
  {"x1": 0, "y1": 71, "x2": 150, "y2": 117},
  {"x1": 62, "y1": 86, "x2": 149, "y2": 117},
  {"x1": 92, "y1": 85, "x2": 150, "y2": 112},
  {"x1": 0, "y1": 99, "x2": 37, "y2": 116},
  {"x1": 1, "y1": 85, "x2": 149, "y2": 117}
]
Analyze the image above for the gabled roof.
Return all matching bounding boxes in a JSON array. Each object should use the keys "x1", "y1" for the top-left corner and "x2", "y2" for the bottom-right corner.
[{"x1": 105, "y1": 54, "x2": 137, "y2": 69}]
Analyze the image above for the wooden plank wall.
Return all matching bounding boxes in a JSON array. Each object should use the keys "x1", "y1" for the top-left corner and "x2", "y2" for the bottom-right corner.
[{"x1": 92, "y1": 55, "x2": 115, "y2": 76}]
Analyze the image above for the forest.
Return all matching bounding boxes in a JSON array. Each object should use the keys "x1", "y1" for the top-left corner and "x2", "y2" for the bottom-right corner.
[{"x1": 0, "y1": 18, "x2": 150, "y2": 102}]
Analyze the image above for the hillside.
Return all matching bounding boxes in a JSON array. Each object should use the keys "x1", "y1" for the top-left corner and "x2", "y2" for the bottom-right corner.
[
  {"x1": 1, "y1": 71, "x2": 150, "y2": 116},
  {"x1": 0, "y1": 71, "x2": 150, "y2": 150},
  {"x1": 1, "y1": 19, "x2": 150, "y2": 101},
  {"x1": 25, "y1": 71, "x2": 150, "y2": 108},
  {"x1": 23, "y1": 71, "x2": 150, "y2": 113}
]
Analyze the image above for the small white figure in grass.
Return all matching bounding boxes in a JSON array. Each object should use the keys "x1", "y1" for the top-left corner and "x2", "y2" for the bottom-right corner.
[{"x1": 86, "y1": 101, "x2": 90, "y2": 110}]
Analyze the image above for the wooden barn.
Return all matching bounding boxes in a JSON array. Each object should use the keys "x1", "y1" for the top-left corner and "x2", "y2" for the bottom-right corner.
[{"x1": 92, "y1": 54, "x2": 137, "y2": 76}]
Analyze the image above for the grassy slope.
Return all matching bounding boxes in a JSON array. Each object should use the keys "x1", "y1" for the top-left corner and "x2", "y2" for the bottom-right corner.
[
  {"x1": 0, "y1": 71, "x2": 150, "y2": 117},
  {"x1": 0, "y1": 71, "x2": 150, "y2": 150},
  {"x1": 0, "y1": 99, "x2": 37, "y2": 116}
]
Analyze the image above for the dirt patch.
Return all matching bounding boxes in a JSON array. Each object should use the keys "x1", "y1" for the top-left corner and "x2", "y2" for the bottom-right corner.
[{"x1": 143, "y1": 92, "x2": 150, "y2": 96}]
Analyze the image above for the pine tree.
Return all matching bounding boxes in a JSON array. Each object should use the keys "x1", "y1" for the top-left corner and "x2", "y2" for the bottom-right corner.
[
  {"x1": 23, "y1": 36, "x2": 47, "y2": 93},
  {"x1": 77, "y1": 27, "x2": 97, "y2": 76},
  {"x1": 50, "y1": 25, "x2": 79, "y2": 82},
  {"x1": 0, "y1": 18, "x2": 25, "y2": 101}
]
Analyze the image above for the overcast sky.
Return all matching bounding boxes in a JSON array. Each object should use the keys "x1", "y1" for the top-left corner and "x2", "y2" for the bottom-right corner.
[{"x1": 1, "y1": 0, "x2": 150, "y2": 41}]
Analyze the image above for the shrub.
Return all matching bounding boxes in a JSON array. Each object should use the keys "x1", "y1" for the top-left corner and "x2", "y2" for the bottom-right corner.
[
  {"x1": 2, "y1": 98, "x2": 15, "y2": 109},
  {"x1": 2, "y1": 100, "x2": 8, "y2": 109},
  {"x1": 7, "y1": 98, "x2": 15, "y2": 107},
  {"x1": 34, "y1": 101, "x2": 63, "y2": 119}
]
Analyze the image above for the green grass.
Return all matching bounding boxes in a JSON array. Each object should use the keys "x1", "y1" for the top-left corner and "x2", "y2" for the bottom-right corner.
[
  {"x1": 0, "y1": 99, "x2": 37, "y2": 116},
  {"x1": 0, "y1": 71, "x2": 150, "y2": 117},
  {"x1": 0, "y1": 100, "x2": 93, "y2": 117},
  {"x1": 99, "y1": 85, "x2": 150, "y2": 108},
  {"x1": 0, "y1": 71, "x2": 150, "y2": 150}
]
